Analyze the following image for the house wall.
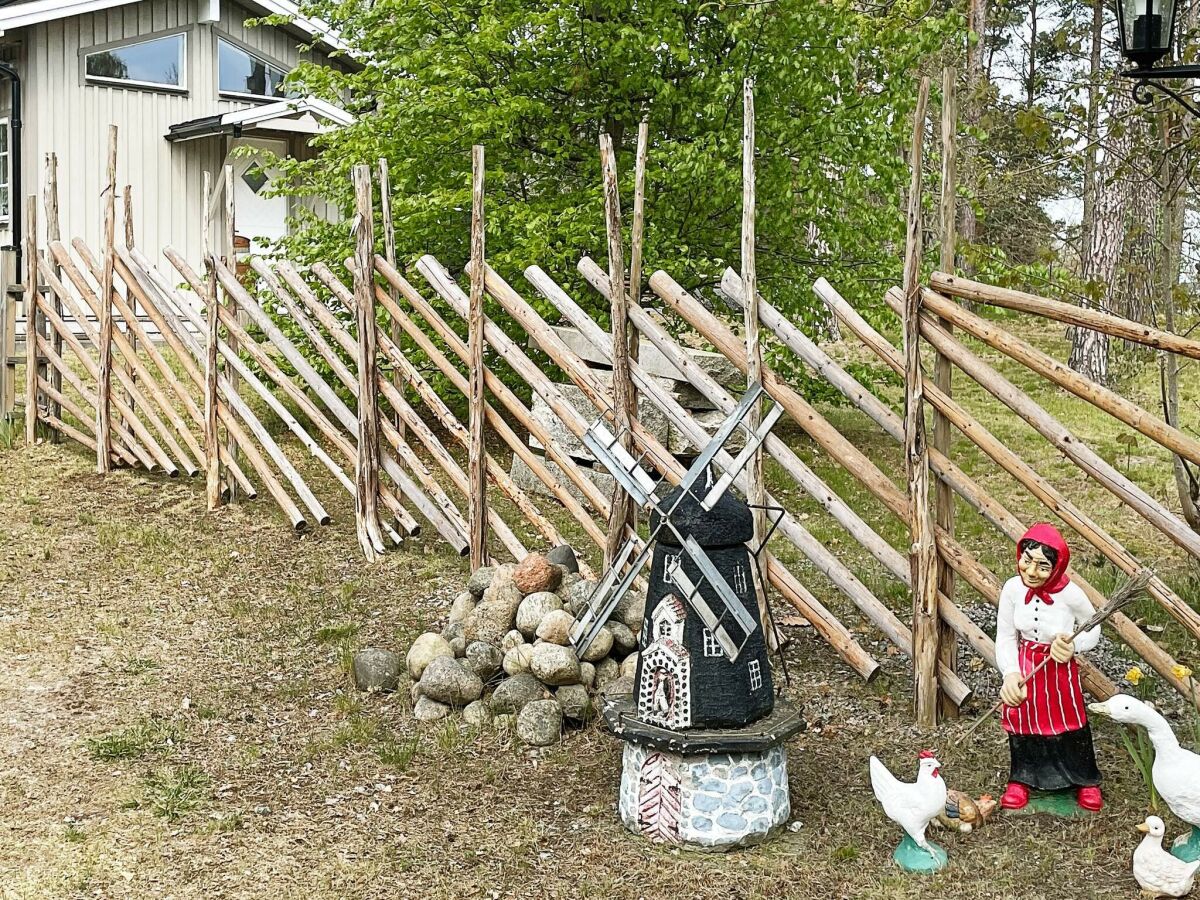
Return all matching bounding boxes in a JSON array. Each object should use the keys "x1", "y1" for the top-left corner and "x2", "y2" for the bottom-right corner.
[{"x1": 6, "y1": 0, "x2": 336, "y2": 268}]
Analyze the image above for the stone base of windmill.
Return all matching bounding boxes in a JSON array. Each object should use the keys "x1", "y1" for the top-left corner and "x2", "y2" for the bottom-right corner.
[{"x1": 603, "y1": 695, "x2": 804, "y2": 851}]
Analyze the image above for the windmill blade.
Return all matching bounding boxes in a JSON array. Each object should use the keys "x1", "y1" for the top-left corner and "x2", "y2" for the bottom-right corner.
[
  {"x1": 701, "y1": 401, "x2": 785, "y2": 510},
  {"x1": 581, "y1": 418, "x2": 659, "y2": 507},
  {"x1": 570, "y1": 536, "x2": 655, "y2": 655},
  {"x1": 673, "y1": 381, "x2": 767, "y2": 502}
]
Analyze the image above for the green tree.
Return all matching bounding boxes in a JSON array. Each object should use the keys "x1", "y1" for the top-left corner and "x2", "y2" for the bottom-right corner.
[{"x1": 275, "y1": 0, "x2": 955, "y2": 346}]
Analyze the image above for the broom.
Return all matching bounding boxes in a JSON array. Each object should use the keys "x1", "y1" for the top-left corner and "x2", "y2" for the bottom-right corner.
[{"x1": 956, "y1": 568, "x2": 1155, "y2": 745}]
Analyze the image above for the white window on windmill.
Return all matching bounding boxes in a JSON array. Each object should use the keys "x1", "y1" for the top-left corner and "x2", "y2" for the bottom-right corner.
[
  {"x1": 702, "y1": 628, "x2": 724, "y2": 658},
  {"x1": 748, "y1": 659, "x2": 763, "y2": 691},
  {"x1": 651, "y1": 595, "x2": 686, "y2": 644},
  {"x1": 733, "y1": 562, "x2": 748, "y2": 595}
]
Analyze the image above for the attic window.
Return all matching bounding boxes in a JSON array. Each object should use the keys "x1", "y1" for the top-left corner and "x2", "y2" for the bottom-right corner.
[
  {"x1": 218, "y1": 39, "x2": 289, "y2": 100},
  {"x1": 85, "y1": 33, "x2": 186, "y2": 90}
]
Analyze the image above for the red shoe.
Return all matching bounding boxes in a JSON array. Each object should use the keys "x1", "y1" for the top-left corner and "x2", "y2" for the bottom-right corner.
[
  {"x1": 1000, "y1": 782, "x2": 1029, "y2": 810},
  {"x1": 1077, "y1": 786, "x2": 1103, "y2": 811}
]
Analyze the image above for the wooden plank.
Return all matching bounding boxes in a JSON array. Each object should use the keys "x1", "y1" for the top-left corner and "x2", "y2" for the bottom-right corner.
[
  {"x1": 203, "y1": 171, "x2": 222, "y2": 510},
  {"x1": 931, "y1": 270, "x2": 1200, "y2": 360},
  {"x1": 352, "y1": 165, "x2": 386, "y2": 560},
  {"x1": 45, "y1": 153, "x2": 63, "y2": 436},
  {"x1": 599, "y1": 133, "x2": 636, "y2": 567},
  {"x1": 377, "y1": 157, "x2": 404, "y2": 439},
  {"x1": 223, "y1": 164, "x2": 238, "y2": 500},
  {"x1": 629, "y1": 119, "x2": 648, "y2": 367},
  {"x1": 24, "y1": 196, "x2": 38, "y2": 446},
  {"x1": 468, "y1": 145, "x2": 489, "y2": 569},
  {"x1": 122, "y1": 183, "x2": 136, "y2": 415},
  {"x1": 96, "y1": 124, "x2": 117, "y2": 473},
  {"x1": 903, "y1": 76, "x2": 939, "y2": 726},
  {"x1": 936, "y1": 65, "x2": 958, "y2": 719},
  {"x1": 444, "y1": 256, "x2": 882, "y2": 684}
]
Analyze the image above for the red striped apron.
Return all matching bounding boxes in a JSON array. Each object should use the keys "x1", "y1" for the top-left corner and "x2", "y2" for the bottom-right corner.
[{"x1": 1001, "y1": 638, "x2": 1088, "y2": 736}]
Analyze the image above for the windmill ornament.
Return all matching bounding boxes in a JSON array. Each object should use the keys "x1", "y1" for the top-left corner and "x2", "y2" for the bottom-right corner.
[{"x1": 578, "y1": 384, "x2": 804, "y2": 850}]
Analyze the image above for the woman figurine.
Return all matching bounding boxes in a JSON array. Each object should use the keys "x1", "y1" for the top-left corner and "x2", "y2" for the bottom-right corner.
[{"x1": 996, "y1": 523, "x2": 1103, "y2": 812}]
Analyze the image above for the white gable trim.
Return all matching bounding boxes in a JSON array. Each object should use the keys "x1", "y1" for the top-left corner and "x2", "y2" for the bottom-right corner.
[{"x1": 0, "y1": 0, "x2": 346, "y2": 51}]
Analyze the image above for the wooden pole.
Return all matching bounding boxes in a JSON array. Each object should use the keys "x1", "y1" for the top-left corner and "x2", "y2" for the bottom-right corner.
[
  {"x1": 468, "y1": 145, "x2": 489, "y2": 569},
  {"x1": 378, "y1": 158, "x2": 405, "y2": 439},
  {"x1": 44, "y1": 154, "x2": 62, "y2": 438},
  {"x1": 122, "y1": 183, "x2": 136, "y2": 416},
  {"x1": 23, "y1": 196, "x2": 38, "y2": 446},
  {"x1": 352, "y1": 164, "x2": 386, "y2": 560},
  {"x1": 935, "y1": 66, "x2": 958, "y2": 719},
  {"x1": 223, "y1": 164, "x2": 238, "y2": 500},
  {"x1": 741, "y1": 77, "x2": 774, "y2": 649},
  {"x1": 202, "y1": 171, "x2": 222, "y2": 509},
  {"x1": 628, "y1": 120, "x2": 648, "y2": 367},
  {"x1": 904, "y1": 77, "x2": 939, "y2": 726},
  {"x1": 96, "y1": 125, "x2": 117, "y2": 473},
  {"x1": 599, "y1": 133, "x2": 636, "y2": 566}
]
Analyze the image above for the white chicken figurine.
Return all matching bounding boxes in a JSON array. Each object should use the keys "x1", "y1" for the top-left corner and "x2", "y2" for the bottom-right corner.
[
  {"x1": 1091, "y1": 695, "x2": 1200, "y2": 862},
  {"x1": 1133, "y1": 815, "x2": 1200, "y2": 898},
  {"x1": 869, "y1": 749, "x2": 949, "y2": 872}
]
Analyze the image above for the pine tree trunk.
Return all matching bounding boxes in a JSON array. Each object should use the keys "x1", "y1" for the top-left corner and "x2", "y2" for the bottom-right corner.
[
  {"x1": 961, "y1": 0, "x2": 988, "y2": 259},
  {"x1": 1079, "y1": 0, "x2": 1103, "y2": 265}
]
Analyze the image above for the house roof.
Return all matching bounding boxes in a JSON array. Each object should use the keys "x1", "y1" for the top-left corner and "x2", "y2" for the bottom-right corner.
[
  {"x1": 165, "y1": 95, "x2": 353, "y2": 141},
  {"x1": 0, "y1": 0, "x2": 346, "y2": 51}
]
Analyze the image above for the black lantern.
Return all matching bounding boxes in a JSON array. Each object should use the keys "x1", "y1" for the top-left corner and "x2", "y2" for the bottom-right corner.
[{"x1": 1117, "y1": 0, "x2": 1178, "y2": 69}]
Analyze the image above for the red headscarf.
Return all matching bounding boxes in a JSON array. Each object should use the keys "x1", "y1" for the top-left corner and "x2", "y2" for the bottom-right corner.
[{"x1": 1017, "y1": 523, "x2": 1071, "y2": 605}]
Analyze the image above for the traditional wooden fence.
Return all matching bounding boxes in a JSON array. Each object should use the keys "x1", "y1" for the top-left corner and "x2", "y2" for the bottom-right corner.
[{"x1": 16, "y1": 73, "x2": 1200, "y2": 724}]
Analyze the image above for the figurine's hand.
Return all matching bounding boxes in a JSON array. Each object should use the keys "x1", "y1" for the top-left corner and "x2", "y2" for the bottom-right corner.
[
  {"x1": 1050, "y1": 633, "x2": 1075, "y2": 664},
  {"x1": 1001, "y1": 673, "x2": 1027, "y2": 707}
]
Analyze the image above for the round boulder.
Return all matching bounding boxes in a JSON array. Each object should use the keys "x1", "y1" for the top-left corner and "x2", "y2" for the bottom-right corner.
[
  {"x1": 545, "y1": 544, "x2": 580, "y2": 574},
  {"x1": 513, "y1": 553, "x2": 562, "y2": 595},
  {"x1": 502, "y1": 644, "x2": 534, "y2": 676},
  {"x1": 614, "y1": 590, "x2": 646, "y2": 632},
  {"x1": 491, "y1": 673, "x2": 547, "y2": 714},
  {"x1": 448, "y1": 636, "x2": 467, "y2": 657},
  {"x1": 419, "y1": 656, "x2": 484, "y2": 707},
  {"x1": 467, "y1": 566, "x2": 495, "y2": 599},
  {"x1": 620, "y1": 652, "x2": 639, "y2": 679},
  {"x1": 515, "y1": 592, "x2": 563, "y2": 638},
  {"x1": 530, "y1": 643, "x2": 581, "y2": 687},
  {"x1": 593, "y1": 657, "x2": 620, "y2": 690},
  {"x1": 414, "y1": 696, "x2": 452, "y2": 722},
  {"x1": 406, "y1": 633, "x2": 454, "y2": 680},
  {"x1": 500, "y1": 629, "x2": 525, "y2": 653},
  {"x1": 579, "y1": 661, "x2": 596, "y2": 688},
  {"x1": 352, "y1": 648, "x2": 403, "y2": 693},
  {"x1": 556, "y1": 684, "x2": 594, "y2": 722},
  {"x1": 600, "y1": 674, "x2": 635, "y2": 700},
  {"x1": 464, "y1": 641, "x2": 503, "y2": 682},
  {"x1": 517, "y1": 698, "x2": 563, "y2": 747},
  {"x1": 579, "y1": 626, "x2": 613, "y2": 663},
  {"x1": 563, "y1": 579, "x2": 597, "y2": 617},
  {"x1": 606, "y1": 621, "x2": 638, "y2": 655},
  {"x1": 462, "y1": 699, "x2": 493, "y2": 727},
  {"x1": 535, "y1": 609, "x2": 576, "y2": 646},
  {"x1": 448, "y1": 591, "x2": 476, "y2": 624}
]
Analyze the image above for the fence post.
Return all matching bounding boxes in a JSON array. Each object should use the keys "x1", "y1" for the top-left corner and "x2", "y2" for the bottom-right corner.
[
  {"x1": 45, "y1": 154, "x2": 62, "y2": 440},
  {"x1": 23, "y1": 195, "x2": 38, "y2": 446},
  {"x1": 936, "y1": 66, "x2": 959, "y2": 719},
  {"x1": 904, "y1": 76, "x2": 939, "y2": 727},
  {"x1": 599, "y1": 133, "x2": 636, "y2": 566},
  {"x1": 468, "y1": 145, "x2": 489, "y2": 569},
  {"x1": 352, "y1": 164, "x2": 386, "y2": 560},
  {"x1": 223, "y1": 164, "x2": 239, "y2": 500},
  {"x1": 628, "y1": 121, "x2": 648, "y2": 367},
  {"x1": 202, "y1": 171, "x2": 223, "y2": 510},
  {"x1": 377, "y1": 158, "x2": 405, "y2": 441},
  {"x1": 122, "y1": 184, "x2": 136, "y2": 416},
  {"x1": 96, "y1": 124, "x2": 117, "y2": 473}
]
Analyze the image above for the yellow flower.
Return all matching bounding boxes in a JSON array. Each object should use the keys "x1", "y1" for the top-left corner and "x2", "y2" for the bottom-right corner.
[
  {"x1": 1126, "y1": 667, "x2": 1145, "y2": 686},
  {"x1": 1174, "y1": 665, "x2": 1194, "y2": 680}
]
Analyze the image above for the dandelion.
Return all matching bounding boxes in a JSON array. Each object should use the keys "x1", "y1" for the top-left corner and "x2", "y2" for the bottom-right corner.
[
  {"x1": 1174, "y1": 665, "x2": 1194, "y2": 681},
  {"x1": 1126, "y1": 666, "x2": 1145, "y2": 686}
]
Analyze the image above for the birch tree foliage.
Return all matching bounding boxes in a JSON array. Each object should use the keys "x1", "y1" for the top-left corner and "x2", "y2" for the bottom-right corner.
[{"x1": 271, "y1": 0, "x2": 955, "y2": 341}]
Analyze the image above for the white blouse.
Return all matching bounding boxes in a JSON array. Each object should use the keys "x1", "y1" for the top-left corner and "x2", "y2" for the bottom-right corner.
[{"x1": 995, "y1": 575, "x2": 1100, "y2": 677}]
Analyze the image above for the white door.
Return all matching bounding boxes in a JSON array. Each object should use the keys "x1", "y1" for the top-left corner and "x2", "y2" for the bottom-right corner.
[{"x1": 228, "y1": 137, "x2": 289, "y2": 254}]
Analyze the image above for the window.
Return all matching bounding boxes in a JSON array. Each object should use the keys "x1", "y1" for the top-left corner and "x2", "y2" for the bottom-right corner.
[
  {"x1": 0, "y1": 119, "x2": 9, "y2": 222},
  {"x1": 702, "y1": 629, "x2": 724, "y2": 659},
  {"x1": 85, "y1": 33, "x2": 186, "y2": 89},
  {"x1": 218, "y1": 39, "x2": 289, "y2": 99},
  {"x1": 748, "y1": 660, "x2": 763, "y2": 691}
]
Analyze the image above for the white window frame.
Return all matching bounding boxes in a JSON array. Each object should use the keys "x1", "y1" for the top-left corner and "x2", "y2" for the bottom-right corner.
[
  {"x1": 0, "y1": 117, "x2": 10, "y2": 224},
  {"x1": 702, "y1": 628, "x2": 724, "y2": 659},
  {"x1": 82, "y1": 30, "x2": 189, "y2": 94},
  {"x1": 216, "y1": 36, "x2": 291, "y2": 102},
  {"x1": 748, "y1": 659, "x2": 763, "y2": 691}
]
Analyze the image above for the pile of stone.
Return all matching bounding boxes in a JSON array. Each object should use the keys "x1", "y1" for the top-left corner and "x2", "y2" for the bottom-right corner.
[{"x1": 354, "y1": 546, "x2": 644, "y2": 748}]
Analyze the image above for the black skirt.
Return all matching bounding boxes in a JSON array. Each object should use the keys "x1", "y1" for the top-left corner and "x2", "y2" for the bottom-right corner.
[{"x1": 1009, "y1": 724, "x2": 1101, "y2": 791}]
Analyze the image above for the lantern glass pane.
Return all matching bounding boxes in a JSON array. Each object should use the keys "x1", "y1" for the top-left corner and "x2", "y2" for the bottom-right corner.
[{"x1": 1123, "y1": 0, "x2": 1172, "y2": 52}]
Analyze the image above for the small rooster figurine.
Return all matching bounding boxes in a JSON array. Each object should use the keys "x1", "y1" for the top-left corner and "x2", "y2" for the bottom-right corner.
[
  {"x1": 869, "y1": 750, "x2": 949, "y2": 872},
  {"x1": 937, "y1": 790, "x2": 998, "y2": 834}
]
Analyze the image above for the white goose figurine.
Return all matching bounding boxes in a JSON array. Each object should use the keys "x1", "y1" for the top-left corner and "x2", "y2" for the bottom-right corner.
[
  {"x1": 1091, "y1": 695, "x2": 1200, "y2": 855},
  {"x1": 1133, "y1": 816, "x2": 1200, "y2": 898}
]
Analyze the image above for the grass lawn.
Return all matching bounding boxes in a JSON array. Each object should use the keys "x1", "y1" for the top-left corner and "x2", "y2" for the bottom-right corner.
[{"x1": 0, "y1": 305, "x2": 1197, "y2": 898}]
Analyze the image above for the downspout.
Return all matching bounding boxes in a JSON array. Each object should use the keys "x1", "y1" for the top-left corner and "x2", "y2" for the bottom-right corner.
[{"x1": 0, "y1": 59, "x2": 22, "y2": 274}]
